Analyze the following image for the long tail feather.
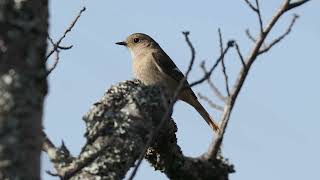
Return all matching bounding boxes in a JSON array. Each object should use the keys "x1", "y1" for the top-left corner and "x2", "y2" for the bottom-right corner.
[{"x1": 179, "y1": 90, "x2": 220, "y2": 132}]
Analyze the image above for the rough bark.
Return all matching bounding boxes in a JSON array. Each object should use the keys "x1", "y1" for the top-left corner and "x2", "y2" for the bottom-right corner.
[
  {"x1": 145, "y1": 112, "x2": 234, "y2": 180},
  {"x1": 0, "y1": 0, "x2": 48, "y2": 179},
  {"x1": 46, "y1": 80, "x2": 234, "y2": 180}
]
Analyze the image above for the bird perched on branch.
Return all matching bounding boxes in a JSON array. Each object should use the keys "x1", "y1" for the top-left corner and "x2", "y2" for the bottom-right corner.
[{"x1": 116, "y1": 33, "x2": 219, "y2": 132}]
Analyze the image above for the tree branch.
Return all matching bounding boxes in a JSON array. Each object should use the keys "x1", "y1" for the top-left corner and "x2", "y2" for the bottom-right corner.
[
  {"x1": 43, "y1": 80, "x2": 234, "y2": 180},
  {"x1": 218, "y1": 28, "x2": 231, "y2": 96},
  {"x1": 206, "y1": 0, "x2": 309, "y2": 159},
  {"x1": 259, "y1": 14, "x2": 299, "y2": 55},
  {"x1": 198, "y1": 93, "x2": 224, "y2": 111},
  {"x1": 190, "y1": 40, "x2": 234, "y2": 87},
  {"x1": 46, "y1": 6, "x2": 86, "y2": 76},
  {"x1": 234, "y1": 42, "x2": 246, "y2": 67},
  {"x1": 200, "y1": 62, "x2": 227, "y2": 102}
]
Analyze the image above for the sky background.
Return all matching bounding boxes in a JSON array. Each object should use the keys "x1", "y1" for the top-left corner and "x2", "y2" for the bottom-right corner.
[{"x1": 43, "y1": 1, "x2": 319, "y2": 180}]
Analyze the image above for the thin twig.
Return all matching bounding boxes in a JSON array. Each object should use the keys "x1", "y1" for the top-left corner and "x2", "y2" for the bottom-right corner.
[
  {"x1": 255, "y1": 0, "x2": 264, "y2": 34},
  {"x1": 218, "y1": 28, "x2": 230, "y2": 96},
  {"x1": 46, "y1": 50, "x2": 60, "y2": 76},
  {"x1": 190, "y1": 40, "x2": 234, "y2": 87},
  {"x1": 244, "y1": 0, "x2": 258, "y2": 12},
  {"x1": 245, "y1": 29, "x2": 256, "y2": 43},
  {"x1": 46, "y1": 6, "x2": 86, "y2": 60},
  {"x1": 127, "y1": 31, "x2": 196, "y2": 180},
  {"x1": 234, "y1": 42, "x2": 246, "y2": 67},
  {"x1": 244, "y1": 0, "x2": 264, "y2": 34},
  {"x1": 198, "y1": 93, "x2": 224, "y2": 111},
  {"x1": 259, "y1": 14, "x2": 299, "y2": 54},
  {"x1": 48, "y1": 36, "x2": 73, "y2": 50},
  {"x1": 200, "y1": 62, "x2": 227, "y2": 102}
]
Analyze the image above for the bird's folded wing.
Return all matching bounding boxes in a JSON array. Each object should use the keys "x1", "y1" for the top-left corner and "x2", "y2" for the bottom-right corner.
[{"x1": 151, "y1": 51, "x2": 197, "y2": 98}]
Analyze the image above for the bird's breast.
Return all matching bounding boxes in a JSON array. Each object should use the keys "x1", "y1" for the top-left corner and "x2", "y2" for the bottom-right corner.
[
  {"x1": 133, "y1": 55, "x2": 161, "y2": 84},
  {"x1": 132, "y1": 55, "x2": 177, "y2": 95}
]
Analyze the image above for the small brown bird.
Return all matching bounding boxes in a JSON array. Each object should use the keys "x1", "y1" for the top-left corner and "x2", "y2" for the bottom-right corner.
[{"x1": 116, "y1": 33, "x2": 219, "y2": 132}]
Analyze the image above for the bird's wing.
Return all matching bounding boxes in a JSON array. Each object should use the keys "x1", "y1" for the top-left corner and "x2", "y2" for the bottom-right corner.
[{"x1": 152, "y1": 51, "x2": 197, "y2": 98}]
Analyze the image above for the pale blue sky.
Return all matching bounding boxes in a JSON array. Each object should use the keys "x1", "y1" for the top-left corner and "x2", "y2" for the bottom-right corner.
[{"x1": 43, "y1": 1, "x2": 319, "y2": 179}]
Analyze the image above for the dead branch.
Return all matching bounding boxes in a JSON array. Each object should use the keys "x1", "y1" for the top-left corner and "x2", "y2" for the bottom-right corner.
[
  {"x1": 198, "y1": 93, "x2": 224, "y2": 111},
  {"x1": 206, "y1": 0, "x2": 310, "y2": 159},
  {"x1": 234, "y1": 42, "x2": 246, "y2": 67},
  {"x1": 245, "y1": 29, "x2": 257, "y2": 43},
  {"x1": 218, "y1": 28, "x2": 231, "y2": 96},
  {"x1": 200, "y1": 62, "x2": 227, "y2": 102},
  {"x1": 244, "y1": 0, "x2": 263, "y2": 34},
  {"x1": 46, "y1": 6, "x2": 86, "y2": 76},
  {"x1": 190, "y1": 40, "x2": 234, "y2": 87},
  {"x1": 259, "y1": 14, "x2": 299, "y2": 54}
]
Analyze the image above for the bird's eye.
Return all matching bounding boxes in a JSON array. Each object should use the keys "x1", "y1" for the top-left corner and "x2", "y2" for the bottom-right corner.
[{"x1": 133, "y1": 38, "x2": 140, "y2": 43}]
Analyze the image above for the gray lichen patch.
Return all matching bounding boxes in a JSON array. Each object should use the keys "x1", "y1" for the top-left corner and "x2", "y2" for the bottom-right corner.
[{"x1": 71, "y1": 80, "x2": 167, "y2": 180}]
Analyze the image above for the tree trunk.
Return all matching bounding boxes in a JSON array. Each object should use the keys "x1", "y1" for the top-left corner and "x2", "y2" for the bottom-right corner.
[{"x1": 0, "y1": 0, "x2": 48, "y2": 179}]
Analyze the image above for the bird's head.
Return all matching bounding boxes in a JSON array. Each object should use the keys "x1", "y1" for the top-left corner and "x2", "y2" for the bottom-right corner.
[{"x1": 116, "y1": 33, "x2": 158, "y2": 58}]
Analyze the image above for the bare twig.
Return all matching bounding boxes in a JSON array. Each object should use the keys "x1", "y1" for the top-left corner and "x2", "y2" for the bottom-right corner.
[
  {"x1": 190, "y1": 40, "x2": 234, "y2": 87},
  {"x1": 244, "y1": 0, "x2": 264, "y2": 34},
  {"x1": 198, "y1": 93, "x2": 224, "y2": 111},
  {"x1": 255, "y1": 0, "x2": 264, "y2": 34},
  {"x1": 244, "y1": 0, "x2": 258, "y2": 12},
  {"x1": 127, "y1": 31, "x2": 196, "y2": 180},
  {"x1": 259, "y1": 14, "x2": 299, "y2": 54},
  {"x1": 245, "y1": 29, "x2": 256, "y2": 43},
  {"x1": 48, "y1": 36, "x2": 73, "y2": 50},
  {"x1": 200, "y1": 62, "x2": 227, "y2": 102},
  {"x1": 206, "y1": 0, "x2": 309, "y2": 159},
  {"x1": 46, "y1": 49, "x2": 60, "y2": 76},
  {"x1": 218, "y1": 28, "x2": 230, "y2": 96},
  {"x1": 46, "y1": 6, "x2": 86, "y2": 60},
  {"x1": 234, "y1": 42, "x2": 246, "y2": 67}
]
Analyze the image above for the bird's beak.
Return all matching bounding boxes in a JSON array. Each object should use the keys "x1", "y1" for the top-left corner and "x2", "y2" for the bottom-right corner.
[{"x1": 115, "y1": 41, "x2": 127, "y2": 46}]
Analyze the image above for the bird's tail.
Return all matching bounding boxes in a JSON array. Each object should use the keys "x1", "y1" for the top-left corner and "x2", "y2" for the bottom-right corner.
[
  {"x1": 192, "y1": 99, "x2": 220, "y2": 133},
  {"x1": 179, "y1": 90, "x2": 220, "y2": 132}
]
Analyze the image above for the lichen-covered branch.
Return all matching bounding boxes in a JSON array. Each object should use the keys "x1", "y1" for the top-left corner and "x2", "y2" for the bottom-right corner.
[
  {"x1": 44, "y1": 80, "x2": 234, "y2": 180},
  {"x1": 0, "y1": 0, "x2": 48, "y2": 179},
  {"x1": 145, "y1": 115, "x2": 234, "y2": 180},
  {"x1": 44, "y1": 80, "x2": 167, "y2": 179}
]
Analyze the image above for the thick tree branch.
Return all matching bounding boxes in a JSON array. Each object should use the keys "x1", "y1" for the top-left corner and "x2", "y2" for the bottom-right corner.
[{"x1": 43, "y1": 80, "x2": 234, "y2": 180}]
